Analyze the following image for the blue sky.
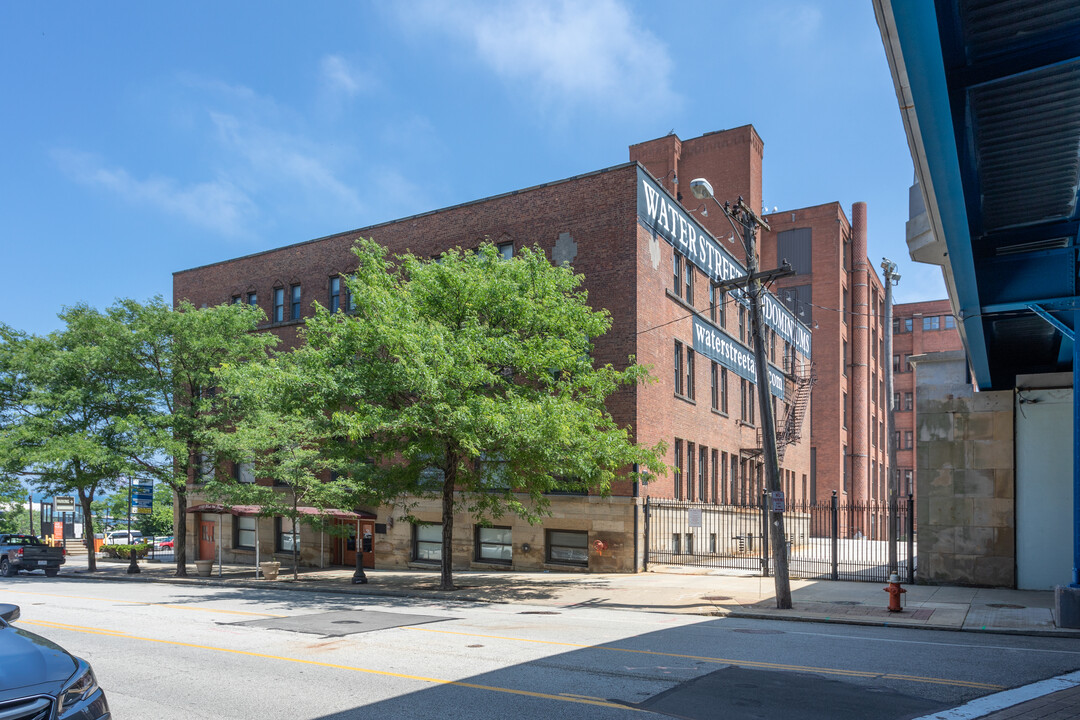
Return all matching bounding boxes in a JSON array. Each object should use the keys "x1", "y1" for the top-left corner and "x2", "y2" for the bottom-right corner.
[{"x1": 1, "y1": 1, "x2": 942, "y2": 337}]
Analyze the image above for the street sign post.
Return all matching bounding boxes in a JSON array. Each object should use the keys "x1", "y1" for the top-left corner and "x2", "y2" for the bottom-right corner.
[{"x1": 54, "y1": 496, "x2": 75, "y2": 513}]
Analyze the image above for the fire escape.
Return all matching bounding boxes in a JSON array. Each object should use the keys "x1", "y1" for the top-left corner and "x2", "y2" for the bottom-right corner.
[{"x1": 744, "y1": 358, "x2": 816, "y2": 463}]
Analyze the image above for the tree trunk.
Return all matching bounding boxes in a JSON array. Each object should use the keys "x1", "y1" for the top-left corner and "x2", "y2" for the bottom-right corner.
[
  {"x1": 174, "y1": 485, "x2": 189, "y2": 577},
  {"x1": 439, "y1": 453, "x2": 457, "y2": 591},
  {"x1": 78, "y1": 488, "x2": 97, "y2": 572}
]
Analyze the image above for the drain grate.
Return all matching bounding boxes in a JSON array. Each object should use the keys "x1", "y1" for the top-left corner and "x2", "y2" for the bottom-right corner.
[
  {"x1": 233, "y1": 610, "x2": 455, "y2": 637},
  {"x1": 986, "y1": 603, "x2": 1026, "y2": 609},
  {"x1": 518, "y1": 610, "x2": 560, "y2": 615}
]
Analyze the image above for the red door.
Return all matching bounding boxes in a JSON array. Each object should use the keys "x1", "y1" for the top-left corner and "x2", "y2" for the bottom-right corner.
[{"x1": 199, "y1": 517, "x2": 216, "y2": 560}]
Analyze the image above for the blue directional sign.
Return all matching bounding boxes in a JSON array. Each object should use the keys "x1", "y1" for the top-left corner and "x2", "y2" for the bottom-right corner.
[{"x1": 132, "y1": 481, "x2": 153, "y2": 515}]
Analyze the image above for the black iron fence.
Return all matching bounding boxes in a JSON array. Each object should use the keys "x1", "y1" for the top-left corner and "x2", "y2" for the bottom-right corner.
[{"x1": 644, "y1": 492, "x2": 915, "y2": 584}]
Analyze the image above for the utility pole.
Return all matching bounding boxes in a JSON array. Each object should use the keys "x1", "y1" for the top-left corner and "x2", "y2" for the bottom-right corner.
[
  {"x1": 882, "y1": 259, "x2": 900, "y2": 575},
  {"x1": 691, "y1": 178, "x2": 793, "y2": 610}
]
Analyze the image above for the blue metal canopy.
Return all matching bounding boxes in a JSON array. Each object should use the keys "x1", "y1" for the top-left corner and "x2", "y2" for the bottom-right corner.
[{"x1": 877, "y1": 0, "x2": 1080, "y2": 391}]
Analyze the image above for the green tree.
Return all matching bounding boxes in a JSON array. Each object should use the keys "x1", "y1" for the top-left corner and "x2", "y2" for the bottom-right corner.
[
  {"x1": 206, "y1": 351, "x2": 373, "y2": 580},
  {"x1": 302, "y1": 239, "x2": 665, "y2": 590},
  {"x1": 0, "y1": 476, "x2": 27, "y2": 534},
  {"x1": 0, "y1": 312, "x2": 139, "y2": 570},
  {"x1": 108, "y1": 298, "x2": 277, "y2": 577}
]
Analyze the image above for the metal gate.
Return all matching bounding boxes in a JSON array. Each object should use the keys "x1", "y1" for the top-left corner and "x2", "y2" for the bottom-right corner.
[{"x1": 644, "y1": 492, "x2": 915, "y2": 583}]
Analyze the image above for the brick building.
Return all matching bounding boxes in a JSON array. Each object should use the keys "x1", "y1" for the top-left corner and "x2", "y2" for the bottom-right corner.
[
  {"x1": 173, "y1": 127, "x2": 814, "y2": 574},
  {"x1": 630, "y1": 132, "x2": 891, "y2": 523},
  {"x1": 891, "y1": 299, "x2": 964, "y2": 501}
]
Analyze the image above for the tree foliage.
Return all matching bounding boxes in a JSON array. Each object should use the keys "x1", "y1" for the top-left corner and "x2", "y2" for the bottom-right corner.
[
  {"x1": 298, "y1": 239, "x2": 665, "y2": 589},
  {"x1": 207, "y1": 352, "x2": 375, "y2": 580},
  {"x1": 106, "y1": 298, "x2": 277, "y2": 576},
  {"x1": 0, "y1": 311, "x2": 140, "y2": 569}
]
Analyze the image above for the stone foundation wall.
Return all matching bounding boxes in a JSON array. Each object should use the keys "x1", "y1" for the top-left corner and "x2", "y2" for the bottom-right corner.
[
  {"x1": 183, "y1": 494, "x2": 643, "y2": 574},
  {"x1": 911, "y1": 351, "x2": 1014, "y2": 586}
]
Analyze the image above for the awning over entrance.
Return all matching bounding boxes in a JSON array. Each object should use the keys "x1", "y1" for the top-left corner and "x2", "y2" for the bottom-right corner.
[{"x1": 185, "y1": 503, "x2": 377, "y2": 520}]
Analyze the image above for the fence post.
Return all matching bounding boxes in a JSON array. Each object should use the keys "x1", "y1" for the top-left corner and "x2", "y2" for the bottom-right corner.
[
  {"x1": 643, "y1": 497, "x2": 650, "y2": 572},
  {"x1": 830, "y1": 491, "x2": 839, "y2": 581},
  {"x1": 906, "y1": 493, "x2": 915, "y2": 584},
  {"x1": 760, "y1": 489, "x2": 770, "y2": 577}
]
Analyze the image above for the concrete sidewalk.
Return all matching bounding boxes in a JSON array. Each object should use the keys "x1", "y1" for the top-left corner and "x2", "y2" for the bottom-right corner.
[{"x1": 55, "y1": 554, "x2": 1079, "y2": 638}]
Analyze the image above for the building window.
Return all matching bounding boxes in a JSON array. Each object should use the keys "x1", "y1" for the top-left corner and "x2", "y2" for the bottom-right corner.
[
  {"x1": 231, "y1": 294, "x2": 241, "y2": 305},
  {"x1": 893, "y1": 392, "x2": 900, "y2": 409},
  {"x1": 709, "y1": 284, "x2": 717, "y2": 323},
  {"x1": 720, "y1": 367, "x2": 729, "y2": 414},
  {"x1": 684, "y1": 533, "x2": 694, "y2": 554},
  {"x1": 235, "y1": 516, "x2": 256, "y2": 550},
  {"x1": 674, "y1": 439, "x2": 683, "y2": 500},
  {"x1": 247, "y1": 291, "x2": 257, "y2": 307},
  {"x1": 329, "y1": 277, "x2": 341, "y2": 313},
  {"x1": 904, "y1": 392, "x2": 913, "y2": 411},
  {"x1": 710, "y1": 361, "x2": 719, "y2": 411},
  {"x1": 686, "y1": 442, "x2": 695, "y2": 500},
  {"x1": 276, "y1": 516, "x2": 298, "y2": 552},
  {"x1": 843, "y1": 340, "x2": 848, "y2": 375},
  {"x1": 711, "y1": 448, "x2": 719, "y2": 504},
  {"x1": 843, "y1": 446, "x2": 849, "y2": 493},
  {"x1": 547, "y1": 529, "x2": 588, "y2": 566},
  {"x1": 674, "y1": 342, "x2": 684, "y2": 396},
  {"x1": 672, "y1": 533, "x2": 681, "y2": 554},
  {"x1": 903, "y1": 469, "x2": 914, "y2": 495},
  {"x1": 686, "y1": 349, "x2": 695, "y2": 400},
  {"x1": 843, "y1": 287, "x2": 850, "y2": 325},
  {"x1": 413, "y1": 523, "x2": 442, "y2": 563},
  {"x1": 740, "y1": 379, "x2": 748, "y2": 422},
  {"x1": 475, "y1": 526, "x2": 512, "y2": 564},
  {"x1": 290, "y1": 284, "x2": 301, "y2": 320},
  {"x1": 234, "y1": 462, "x2": 255, "y2": 484},
  {"x1": 684, "y1": 260, "x2": 694, "y2": 305},
  {"x1": 273, "y1": 287, "x2": 285, "y2": 323},
  {"x1": 893, "y1": 354, "x2": 901, "y2": 373},
  {"x1": 872, "y1": 372, "x2": 877, "y2": 405},
  {"x1": 698, "y1": 446, "x2": 707, "y2": 502},
  {"x1": 739, "y1": 305, "x2": 746, "y2": 343},
  {"x1": 718, "y1": 289, "x2": 726, "y2": 327},
  {"x1": 923, "y1": 316, "x2": 940, "y2": 331},
  {"x1": 196, "y1": 453, "x2": 214, "y2": 483},
  {"x1": 944, "y1": 315, "x2": 955, "y2": 329},
  {"x1": 748, "y1": 382, "x2": 756, "y2": 425},
  {"x1": 498, "y1": 242, "x2": 514, "y2": 260},
  {"x1": 904, "y1": 431, "x2": 913, "y2": 450},
  {"x1": 673, "y1": 250, "x2": 682, "y2": 299},
  {"x1": 843, "y1": 392, "x2": 848, "y2": 428}
]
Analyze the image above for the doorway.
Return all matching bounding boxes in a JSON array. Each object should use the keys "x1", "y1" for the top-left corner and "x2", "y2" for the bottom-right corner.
[
  {"x1": 333, "y1": 519, "x2": 374, "y2": 568},
  {"x1": 199, "y1": 516, "x2": 216, "y2": 561}
]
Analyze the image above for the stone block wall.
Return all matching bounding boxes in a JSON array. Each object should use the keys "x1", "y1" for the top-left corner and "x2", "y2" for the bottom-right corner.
[{"x1": 911, "y1": 350, "x2": 1014, "y2": 586}]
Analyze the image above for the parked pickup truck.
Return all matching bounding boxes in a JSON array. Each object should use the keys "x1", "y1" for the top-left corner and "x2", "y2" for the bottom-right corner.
[{"x1": 0, "y1": 534, "x2": 66, "y2": 577}]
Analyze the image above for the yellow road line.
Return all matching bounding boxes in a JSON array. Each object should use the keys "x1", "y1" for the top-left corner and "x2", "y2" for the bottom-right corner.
[
  {"x1": 3, "y1": 589, "x2": 284, "y2": 617},
  {"x1": 405, "y1": 627, "x2": 1005, "y2": 691},
  {"x1": 18, "y1": 620, "x2": 641, "y2": 712}
]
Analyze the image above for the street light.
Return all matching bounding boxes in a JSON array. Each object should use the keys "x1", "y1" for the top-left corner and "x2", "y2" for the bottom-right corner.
[
  {"x1": 882, "y1": 258, "x2": 900, "y2": 575},
  {"x1": 691, "y1": 177, "x2": 793, "y2": 610}
]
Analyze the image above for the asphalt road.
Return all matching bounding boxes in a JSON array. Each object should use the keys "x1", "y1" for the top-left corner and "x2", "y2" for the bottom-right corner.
[{"x1": 4, "y1": 576, "x2": 1080, "y2": 720}]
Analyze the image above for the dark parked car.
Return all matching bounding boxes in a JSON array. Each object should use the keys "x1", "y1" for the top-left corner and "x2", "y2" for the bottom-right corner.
[
  {"x1": 0, "y1": 534, "x2": 66, "y2": 577},
  {"x1": 0, "y1": 604, "x2": 110, "y2": 719}
]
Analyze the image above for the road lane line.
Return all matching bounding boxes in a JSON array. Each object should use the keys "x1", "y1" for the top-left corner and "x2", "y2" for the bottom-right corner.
[
  {"x1": 404, "y1": 627, "x2": 1004, "y2": 691},
  {"x1": 18, "y1": 620, "x2": 645, "y2": 713},
  {"x1": 3, "y1": 589, "x2": 284, "y2": 617}
]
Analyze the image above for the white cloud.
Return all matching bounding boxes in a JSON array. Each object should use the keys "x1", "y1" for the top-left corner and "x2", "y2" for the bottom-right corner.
[
  {"x1": 209, "y1": 112, "x2": 365, "y2": 218},
  {"x1": 51, "y1": 148, "x2": 257, "y2": 238},
  {"x1": 320, "y1": 55, "x2": 376, "y2": 98},
  {"x1": 403, "y1": 0, "x2": 679, "y2": 112}
]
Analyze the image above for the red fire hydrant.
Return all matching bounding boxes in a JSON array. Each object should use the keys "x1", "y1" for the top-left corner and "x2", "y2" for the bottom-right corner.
[{"x1": 884, "y1": 573, "x2": 906, "y2": 612}]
